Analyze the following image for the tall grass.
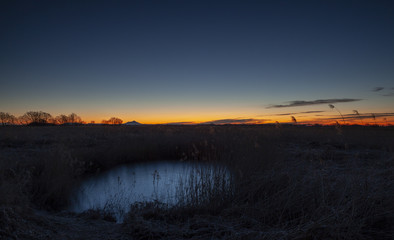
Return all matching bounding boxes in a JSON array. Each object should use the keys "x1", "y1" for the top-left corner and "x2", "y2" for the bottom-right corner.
[
  {"x1": 175, "y1": 163, "x2": 233, "y2": 210},
  {"x1": 353, "y1": 110, "x2": 364, "y2": 125},
  {"x1": 329, "y1": 104, "x2": 346, "y2": 124},
  {"x1": 0, "y1": 125, "x2": 393, "y2": 239}
]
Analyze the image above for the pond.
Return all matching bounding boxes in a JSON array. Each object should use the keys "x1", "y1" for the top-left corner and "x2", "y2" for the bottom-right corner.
[{"x1": 69, "y1": 161, "x2": 231, "y2": 222}]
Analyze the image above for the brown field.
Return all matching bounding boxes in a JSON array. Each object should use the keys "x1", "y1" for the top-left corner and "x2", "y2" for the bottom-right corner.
[{"x1": 0, "y1": 125, "x2": 393, "y2": 239}]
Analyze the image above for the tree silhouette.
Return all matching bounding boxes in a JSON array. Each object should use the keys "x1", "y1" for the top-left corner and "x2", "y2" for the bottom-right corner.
[
  {"x1": 55, "y1": 114, "x2": 69, "y2": 124},
  {"x1": 102, "y1": 117, "x2": 123, "y2": 125},
  {"x1": 55, "y1": 113, "x2": 82, "y2": 124},
  {"x1": 18, "y1": 114, "x2": 30, "y2": 125},
  {"x1": 0, "y1": 112, "x2": 16, "y2": 125},
  {"x1": 22, "y1": 111, "x2": 53, "y2": 124},
  {"x1": 68, "y1": 113, "x2": 81, "y2": 123}
]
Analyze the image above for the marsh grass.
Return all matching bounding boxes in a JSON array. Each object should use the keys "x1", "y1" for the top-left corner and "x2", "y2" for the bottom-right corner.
[
  {"x1": 353, "y1": 110, "x2": 364, "y2": 125},
  {"x1": 0, "y1": 125, "x2": 393, "y2": 239},
  {"x1": 329, "y1": 104, "x2": 346, "y2": 124},
  {"x1": 174, "y1": 163, "x2": 233, "y2": 210},
  {"x1": 0, "y1": 159, "x2": 31, "y2": 206}
]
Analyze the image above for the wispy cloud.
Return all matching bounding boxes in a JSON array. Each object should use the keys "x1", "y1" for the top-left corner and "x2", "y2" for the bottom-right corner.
[
  {"x1": 372, "y1": 87, "x2": 384, "y2": 92},
  {"x1": 165, "y1": 121, "x2": 195, "y2": 125},
  {"x1": 370, "y1": 86, "x2": 394, "y2": 96},
  {"x1": 320, "y1": 112, "x2": 394, "y2": 121},
  {"x1": 345, "y1": 113, "x2": 394, "y2": 120},
  {"x1": 302, "y1": 111, "x2": 326, "y2": 114},
  {"x1": 274, "y1": 113, "x2": 295, "y2": 116},
  {"x1": 273, "y1": 110, "x2": 325, "y2": 116},
  {"x1": 202, "y1": 118, "x2": 267, "y2": 125},
  {"x1": 267, "y1": 99, "x2": 362, "y2": 108}
]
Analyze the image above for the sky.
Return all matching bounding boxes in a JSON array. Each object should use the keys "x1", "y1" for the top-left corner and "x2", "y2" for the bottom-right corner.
[{"x1": 1, "y1": 0, "x2": 394, "y2": 124}]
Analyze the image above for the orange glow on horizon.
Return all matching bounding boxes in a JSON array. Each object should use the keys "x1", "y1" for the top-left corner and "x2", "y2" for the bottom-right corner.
[
  {"x1": 80, "y1": 115, "x2": 394, "y2": 126},
  {"x1": 4, "y1": 110, "x2": 393, "y2": 126}
]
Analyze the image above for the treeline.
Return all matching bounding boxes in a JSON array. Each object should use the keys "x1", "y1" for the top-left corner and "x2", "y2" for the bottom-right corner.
[{"x1": 0, "y1": 111, "x2": 123, "y2": 126}]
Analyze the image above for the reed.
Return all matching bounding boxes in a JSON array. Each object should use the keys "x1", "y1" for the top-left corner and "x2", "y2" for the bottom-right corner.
[
  {"x1": 371, "y1": 113, "x2": 377, "y2": 125},
  {"x1": 329, "y1": 104, "x2": 346, "y2": 124},
  {"x1": 0, "y1": 125, "x2": 393, "y2": 239},
  {"x1": 291, "y1": 116, "x2": 297, "y2": 124},
  {"x1": 353, "y1": 109, "x2": 364, "y2": 125}
]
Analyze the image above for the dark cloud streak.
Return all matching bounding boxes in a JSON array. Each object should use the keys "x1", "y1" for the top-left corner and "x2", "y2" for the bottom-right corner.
[
  {"x1": 274, "y1": 113, "x2": 294, "y2": 116},
  {"x1": 202, "y1": 118, "x2": 268, "y2": 125},
  {"x1": 301, "y1": 111, "x2": 326, "y2": 114},
  {"x1": 267, "y1": 99, "x2": 362, "y2": 108},
  {"x1": 320, "y1": 112, "x2": 394, "y2": 121},
  {"x1": 273, "y1": 111, "x2": 325, "y2": 116},
  {"x1": 372, "y1": 87, "x2": 384, "y2": 92},
  {"x1": 164, "y1": 122, "x2": 195, "y2": 125}
]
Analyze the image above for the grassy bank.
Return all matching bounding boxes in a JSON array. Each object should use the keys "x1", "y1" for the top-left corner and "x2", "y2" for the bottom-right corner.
[{"x1": 0, "y1": 125, "x2": 393, "y2": 239}]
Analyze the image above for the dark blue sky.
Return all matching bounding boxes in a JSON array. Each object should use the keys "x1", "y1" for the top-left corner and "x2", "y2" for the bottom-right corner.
[{"x1": 1, "y1": 0, "x2": 394, "y2": 123}]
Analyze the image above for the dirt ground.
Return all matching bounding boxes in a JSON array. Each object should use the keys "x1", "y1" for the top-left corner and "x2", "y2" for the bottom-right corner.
[
  {"x1": 1, "y1": 208, "x2": 131, "y2": 240},
  {"x1": 1, "y1": 208, "x2": 270, "y2": 240}
]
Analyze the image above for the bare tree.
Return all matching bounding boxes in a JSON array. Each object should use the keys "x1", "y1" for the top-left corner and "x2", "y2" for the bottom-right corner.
[
  {"x1": 22, "y1": 111, "x2": 53, "y2": 124},
  {"x1": 55, "y1": 113, "x2": 82, "y2": 124},
  {"x1": 18, "y1": 114, "x2": 30, "y2": 125},
  {"x1": 102, "y1": 117, "x2": 123, "y2": 125},
  {"x1": 55, "y1": 114, "x2": 69, "y2": 124},
  {"x1": 68, "y1": 113, "x2": 82, "y2": 123},
  {"x1": 110, "y1": 117, "x2": 123, "y2": 125},
  {"x1": 0, "y1": 112, "x2": 16, "y2": 125}
]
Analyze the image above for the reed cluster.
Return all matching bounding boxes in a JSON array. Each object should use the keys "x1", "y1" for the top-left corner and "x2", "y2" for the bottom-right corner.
[{"x1": 0, "y1": 125, "x2": 393, "y2": 239}]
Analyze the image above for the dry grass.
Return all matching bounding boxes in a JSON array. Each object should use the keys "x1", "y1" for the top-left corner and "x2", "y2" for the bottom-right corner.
[{"x1": 0, "y1": 125, "x2": 393, "y2": 239}]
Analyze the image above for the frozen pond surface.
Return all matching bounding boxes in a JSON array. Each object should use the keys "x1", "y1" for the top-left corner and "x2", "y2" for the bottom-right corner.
[{"x1": 69, "y1": 161, "x2": 230, "y2": 222}]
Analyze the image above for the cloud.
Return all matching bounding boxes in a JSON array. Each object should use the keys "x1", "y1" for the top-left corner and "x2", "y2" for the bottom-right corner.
[
  {"x1": 267, "y1": 98, "x2": 362, "y2": 108},
  {"x1": 343, "y1": 113, "x2": 385, "y2": 120},
  {"x1": 202, "y1": 118, "x2": 267, "y2": 125},
  {"x1": 165, "y1": 122, "x2": 195, "y2": 125},
  {"x1": 370, "y1": 86, "x2": 394, "y2": 96},
  {"x1": 372, "y1": 87, "x2": 384, "y2": 92},
  {"x1": 301, "y1": 111, "x2": 326, "y2": 114},
  {"x1": 274, "y1": 113, "x2": 295, "y2": 116},
  {"x1": 273, "y1": 110, "x2": 325, "y2": 116},
  {"x1": 321, "y1": 112, "x2": 394, "y2": 121}
]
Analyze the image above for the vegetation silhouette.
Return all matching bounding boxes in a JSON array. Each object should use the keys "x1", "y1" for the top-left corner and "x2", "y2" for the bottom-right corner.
[
  {"x1": 329, "y1": 104, "x2": 346, "y2": 124},
  {"x1": 102, "y1": 117, "x2": 123, "y2": 125},
  {"x1": 0, "y1": 112, "x2": 16, "y2": 125},
  {"x1": 0, "y1": 124, "x2": 392, "y2": 239}
]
